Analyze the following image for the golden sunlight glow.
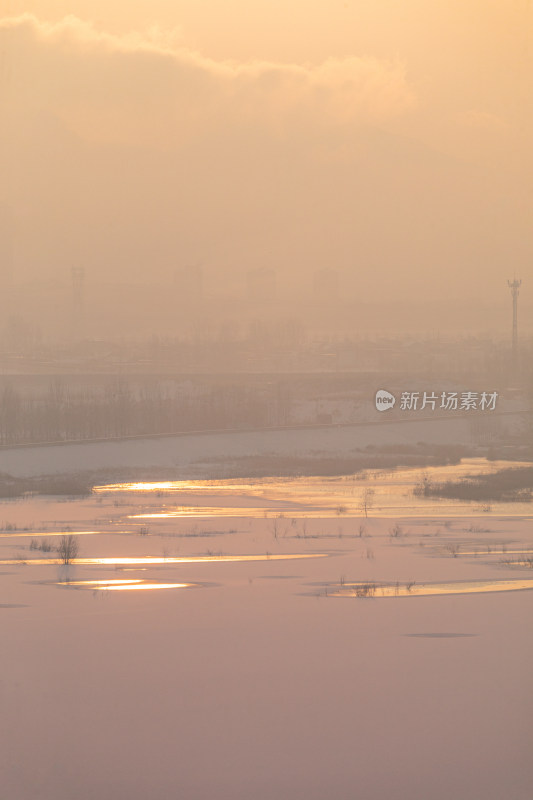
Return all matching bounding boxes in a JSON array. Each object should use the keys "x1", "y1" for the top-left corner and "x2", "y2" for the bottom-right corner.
[
  {"x1": 94, "y1": 482, "x2": 197, "y2": 492},
  {"x1": 0, "y1": 531, "x2": 105, "y2": 538},
  {"x1": 129, "y1": 508, "x2": 306, "y2": 519},
  {"x1": 328, "y1": 579, "x2": 533, "y2": 598},
  {"x1": 96, "y1": 583, "x2": 190, "y2": 591},
  {"x1": 58, "y1": 579, "x2": 143, "y2": 586},
  {"x1": 0, "y1": 553, "x2": 327, "y2": 566},
  {"x1": 56, "y1": 579, "x2": 191, "y2": 591},
  {"x1": 96, "y1": 461, "x2": 533, "y2": 519}
]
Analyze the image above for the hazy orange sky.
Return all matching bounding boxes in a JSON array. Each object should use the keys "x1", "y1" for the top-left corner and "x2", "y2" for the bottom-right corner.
[{"x1": 1, "y1": 1, "x2": 531, "y2": 311}]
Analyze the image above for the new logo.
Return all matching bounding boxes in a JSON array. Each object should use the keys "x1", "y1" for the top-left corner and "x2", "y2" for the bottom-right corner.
[{"x1": 375, "y1": 390, "x2": 396, "y2": 412}]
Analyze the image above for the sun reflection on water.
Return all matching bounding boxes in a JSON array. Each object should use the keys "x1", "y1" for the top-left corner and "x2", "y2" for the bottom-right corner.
[
  {"x1": 0, "y1": 531, "x2": 105, "y2": 539},
  {"x1": 0, "y1": 553, "x2": 327, "y2": 566},
  {"x1": 56, "y1": 579, "x2": 192, "y2": 591},
  {"x1": 326, "y1": 578, "x2": 533, "y2": 598},
  {"x1": 92, "y1": 460, "x2": 533, "y2": 518}
]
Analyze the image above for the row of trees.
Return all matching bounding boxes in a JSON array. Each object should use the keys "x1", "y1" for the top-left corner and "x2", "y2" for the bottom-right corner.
[{"x1": 0, "y1": 380, "x2": 292, "y2": 445}]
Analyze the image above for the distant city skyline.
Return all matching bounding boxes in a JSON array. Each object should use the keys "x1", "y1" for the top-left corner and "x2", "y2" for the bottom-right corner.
[{"x1": 1, "y1": 4, "x2": 531, "y2": 313}]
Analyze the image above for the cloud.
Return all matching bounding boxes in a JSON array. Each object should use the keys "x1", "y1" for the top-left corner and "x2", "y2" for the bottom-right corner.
[
  {"x1": 0, "y1": 14, "x2": 417, "y2": 148},
  {"x1": 1, "y1": 13, "x2": 528, "y2": 299}
]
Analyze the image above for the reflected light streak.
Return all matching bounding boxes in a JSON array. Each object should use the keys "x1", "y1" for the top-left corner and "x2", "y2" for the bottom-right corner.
[
  {"x1": 94, "y1": 461, "x2": 533, "y2": 518},
  {"x1": 56, "y1": 579, "x2": 191, "y2": 591},
  {"x1": 0, "y1": 553, "x2": 327, "y2": 566},
  {"x1": 328, "y1": 578, "x2": 533, "y2": 598},
  {"x1": 128, "y1": 508, "x2": 310, "y2": 519},
  {"x1": 0, "y1": 531, "x2": 104, "y2": 539},
  {"x1": 98, "y1": 583, "x2": 190, "y2": 591}
]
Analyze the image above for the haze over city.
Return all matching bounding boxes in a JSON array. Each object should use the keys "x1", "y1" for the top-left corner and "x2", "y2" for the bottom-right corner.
[{"x1": 1, "y1": 0, "x2": 532, "y2": 340}]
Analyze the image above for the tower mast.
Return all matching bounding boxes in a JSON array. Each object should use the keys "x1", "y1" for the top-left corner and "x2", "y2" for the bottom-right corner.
[{"x1": 507, "y1": 278, "x2": 521, "y2": 364}]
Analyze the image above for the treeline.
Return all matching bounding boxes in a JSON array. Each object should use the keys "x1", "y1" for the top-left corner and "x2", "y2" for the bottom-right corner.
[
  {"x1": 414, "y1": 467, "x2": 533, "y2": 503},
  {"x1": 0, "y1": 381, "x2": 291, "y2": 445}
]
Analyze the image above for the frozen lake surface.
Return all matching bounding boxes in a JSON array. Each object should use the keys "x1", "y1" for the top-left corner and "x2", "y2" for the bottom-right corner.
[{"x1": 2, "y1": 460, "x2": 532, "y2": 800}]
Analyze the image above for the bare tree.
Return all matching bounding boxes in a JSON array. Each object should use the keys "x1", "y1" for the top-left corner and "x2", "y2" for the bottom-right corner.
[
  {"x1": 360, "y1": 488, "x2": 375, "y2": 518},
  {"x1": 58, "y1": 535, "x2": 79, "y2": 565}
]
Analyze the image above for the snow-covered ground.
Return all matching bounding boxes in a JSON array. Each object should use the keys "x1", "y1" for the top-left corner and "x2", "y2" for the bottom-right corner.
[{"x1": 1, "y1": 465, "x2": 532, "y2": 800}]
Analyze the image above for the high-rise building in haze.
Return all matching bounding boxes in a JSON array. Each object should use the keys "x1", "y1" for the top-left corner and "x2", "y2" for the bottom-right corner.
[
  {"x1": 247, "y1": 268, "x2": 277, "y2": 303},
  {"x1": 313, "y1": 268, "x2": 339, "y2": 302},
  {"x1": 175, "y1": 264, "x2": 204, "y2": 302},
  {"x1": 71, "y1": 266, "x2": 85, "y2": 340},
  {"x1": 0, "y1": 203, "x2": 14, "y2": 288}
]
